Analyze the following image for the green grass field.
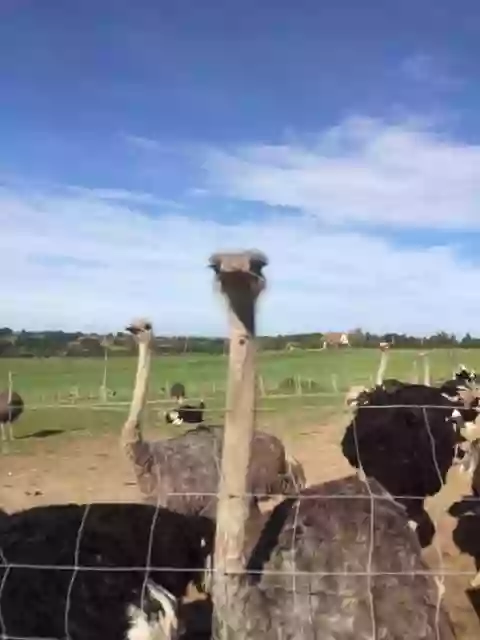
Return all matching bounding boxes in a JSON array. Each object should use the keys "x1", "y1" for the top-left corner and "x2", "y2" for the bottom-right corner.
[{"x1": 0, "y1": 348, "x2": 478, "y2": 452}]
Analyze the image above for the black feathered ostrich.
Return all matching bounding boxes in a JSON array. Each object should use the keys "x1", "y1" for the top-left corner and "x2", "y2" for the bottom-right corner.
[
  {"x1": 120, "y1": 315, "x2": 305, "y2": 520},
  {"x1": 207, "y1": 250, "x2": 455, "y2": 639},
  {"x1": 0, "y1": 388, "x2": 24, "y2": 442},
  {"x1": 165, "y1": 382, "x2": 206, "y2": 427},
  {"x1": 0, "y1": 502, "x2": 215, "y2": 640},
  {"x1": 340, "y1": 374, "x2": 480, "y2": 548}
]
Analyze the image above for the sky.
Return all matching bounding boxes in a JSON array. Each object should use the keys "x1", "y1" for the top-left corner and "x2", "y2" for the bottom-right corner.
[{"x1": 2, "y1": 0, "x2": 480, "y2": 336}]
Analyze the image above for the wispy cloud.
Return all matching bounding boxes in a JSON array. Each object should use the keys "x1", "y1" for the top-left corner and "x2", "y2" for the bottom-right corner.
[
  {"x1": 203, "y1": 116, "x2": 480, "y2": 230},
  {"x1": 121, "y1": 134, "x2": 162, "y2": 151},
  {"x1": 399, "y1": 52, "x2": 463, "y2": 90},
  {"x1": 65, "y1": 185, "x2": 181, "y2": 208},
  {"x1": 2, "y1": 153, "x2": 480, "y2": 336}
]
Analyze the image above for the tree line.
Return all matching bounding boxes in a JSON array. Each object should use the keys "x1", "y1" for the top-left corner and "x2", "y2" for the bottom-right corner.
[{"x1": 1, "y1": 326, "x2": 480, "y2": 358}]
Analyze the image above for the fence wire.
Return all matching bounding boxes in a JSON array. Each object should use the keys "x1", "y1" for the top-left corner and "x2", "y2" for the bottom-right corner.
[{"x1": 0, "y1": 391, "x2": 479, "y2": 638}]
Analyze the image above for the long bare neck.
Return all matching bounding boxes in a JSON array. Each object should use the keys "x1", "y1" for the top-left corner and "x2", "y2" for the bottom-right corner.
[
  {"x1": 121, "y1": 341, "x2": 151, "y2": 452},
  {"x1": 216, "y1": 303, "x2": 256, "y2": 572},
  {"x1": 376, "y1": 351, "x2": 388, "y2": 385},
  {"x1": 423, "y1": 356, "x2": 431, "y2": 386},
  {"x1": 213, "y1": 291, "x2": 257, "y2": 637}
]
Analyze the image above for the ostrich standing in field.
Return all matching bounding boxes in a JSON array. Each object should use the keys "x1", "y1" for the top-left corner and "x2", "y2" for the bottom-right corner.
[
  {"x1": 120, "y1": 313, "x2": 304, "y2": 519},
  {"x1": 344, "y1": 341, "x2": 391, "y2": 407},
  {"x1": 419, "y1": 351, "x2": 431, "y2": 386},
  {"x1": 0, "y1": 388, "x2": 24, "y2": 442},
  {"x1": 165, "y1": 382, "x2": 206, "y2": 427},
  {"x1": 209, "y1": 250, "x2": 455, "y2": 639},
  {"x1": 376, "y1": 341, "x2": 390, "y2": 385}
]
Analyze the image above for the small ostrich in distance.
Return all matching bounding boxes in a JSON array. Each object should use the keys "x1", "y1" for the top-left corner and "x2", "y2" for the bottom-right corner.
[
  {"x1": 344, "y1": 341, "x2": 391, "y2": 407},
  {"x1": 0, "y1": 388, "x2": 24, "y2": 441},
  {"x1": 210, "y1": 250, "x2": 455, "y2": 639},
  {"x1": 170, "y1": 382, "x2": 186, "y2": 403},
  {"x1": 165, "y1": 382, "x2": 206, "y2": 427},
  {"x1": 120, "y1": 318, "x2": 304, "y2": 520}
]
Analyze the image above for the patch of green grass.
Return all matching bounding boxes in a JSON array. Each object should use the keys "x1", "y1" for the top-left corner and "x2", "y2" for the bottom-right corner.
[{"x1": 0, "y1": 348, "x2": 476, "y2": 453}]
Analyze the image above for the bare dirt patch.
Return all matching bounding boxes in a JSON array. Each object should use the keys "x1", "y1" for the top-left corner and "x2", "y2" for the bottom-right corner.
[{"x1": 1, "y1": 419, "x2": 479, "y2": 638}]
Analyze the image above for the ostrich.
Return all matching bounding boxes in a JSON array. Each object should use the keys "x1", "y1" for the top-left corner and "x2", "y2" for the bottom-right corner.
[
  {"x1": 419, "y1": 351, "x2": 431, "y2": 386},
  {"x1": 165, "y1": 401, "x2": 205, "y2": 427},
  {"x1": 0, "y1": 388, "x2": 24, "y2": 441},
  {"x1": 340, "y1": 374, "x2": 479, "y2": 547},
  {"x1": 375, "y1": 341, "x2": 390, "y2": 385},
  {"x1": 345, "y1": 342, "x2": 391, "y2": 407},
  {"x1": 454, "y1": 364, "x2": 477, "y2": 384},
  {"x1": 170, "y1": 382, "x2": 186, "y2": 403},
  {"x1": 0, "y1": 501, "x2": 215, "y2": 640},
  {"x1": 120, "y1": 316, "x2": 305, "y2": 520},
  {"x1": 448, "y1": 437, "x2": 480, "y2": 588},
  {"x1": 165, "y1": 383, "x2": 206, "y2": 426},
  {"x1": 209, "y1": 250, "x2": 455, "y2": 639}
]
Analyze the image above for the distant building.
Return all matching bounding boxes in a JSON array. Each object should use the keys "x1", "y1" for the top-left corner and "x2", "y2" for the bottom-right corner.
[{"x1": 322, "y1": 332, "x2": 350, "y2": 349}]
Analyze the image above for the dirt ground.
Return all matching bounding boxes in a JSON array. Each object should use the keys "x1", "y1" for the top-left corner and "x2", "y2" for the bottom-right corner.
[{"x1": 1, "y1": 420, "x2": 479, "y2": 638}]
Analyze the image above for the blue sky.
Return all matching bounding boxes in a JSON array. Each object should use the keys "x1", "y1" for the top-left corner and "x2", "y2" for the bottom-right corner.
[{"x1": 2, "y1": 0, "x2": 480, "y2": 336}]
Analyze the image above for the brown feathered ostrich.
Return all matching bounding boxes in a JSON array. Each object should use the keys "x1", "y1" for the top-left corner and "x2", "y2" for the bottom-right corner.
[
  {"x1": 120, "y1": 313, "x2": 305, "y2": 520},
  {"x1": 0, "y1": 389, "x2": 24, "y2": 442},
  {"x1": 210, "y1": 250, "x2": 455, "y2": 639}
]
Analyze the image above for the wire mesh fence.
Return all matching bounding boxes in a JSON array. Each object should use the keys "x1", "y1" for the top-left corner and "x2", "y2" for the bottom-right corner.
[{"x1": 2, "y1": 353, "x2": 480, "y2": 637}]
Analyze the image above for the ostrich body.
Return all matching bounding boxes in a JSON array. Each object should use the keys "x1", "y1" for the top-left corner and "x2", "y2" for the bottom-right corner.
[
  {"x1": 209, "y1": 250, "x2": 455, "y2": 639},
  {"x1": 448, "y1": 437, "x2": 480, "y2": 588},
  {"x1": 340, "y1": 379, "x2": 478, "y2": 546},
  {"x1": 170, "y1": 382, "x2": 186, "y2": 403},
  {"x1": 121, "y1": 320, "x2": 303, "y2": 519},
  {"x1": 0, "y1": 389, "x2": 24, "y2": 441},
  {"x1": 219, "y1": 476, "x2": 454, "y2": 639},
  {"x1": 165, "y1": 401, "x2": 205, "y2": 426},
  {"x1": 0, "y1": 502, "x2": 214, "y2": 640}
]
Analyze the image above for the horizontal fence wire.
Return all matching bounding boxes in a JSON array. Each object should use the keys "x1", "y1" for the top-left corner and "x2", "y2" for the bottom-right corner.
[{"x1": 1, "y1": 379, "x2": 478, "y2": 638}]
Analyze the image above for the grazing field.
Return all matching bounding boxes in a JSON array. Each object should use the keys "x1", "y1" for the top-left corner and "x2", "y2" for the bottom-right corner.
[
  {"x1": 2, "y1": 348, "x2": 480, "y2": 637},
  {"x1": 0, "y1": 347, "x2": 474, "y2": 450}
]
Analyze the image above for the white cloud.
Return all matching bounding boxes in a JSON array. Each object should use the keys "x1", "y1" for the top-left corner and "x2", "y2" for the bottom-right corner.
[
  {"x1": 203, "y1": 116, "x2": 480, "y2": 230},
  {"x1": 1, "y1": 177, "x2": 480, "y2": 336}
]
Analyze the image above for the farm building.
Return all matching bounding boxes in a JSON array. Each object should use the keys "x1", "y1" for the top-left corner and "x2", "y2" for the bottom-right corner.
[{"x1": 322, "y1": 331, "x2": 350, "y2": 349}]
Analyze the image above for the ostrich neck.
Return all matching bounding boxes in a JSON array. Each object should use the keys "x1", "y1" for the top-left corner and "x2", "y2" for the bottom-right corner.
[
  {"x1": 121, "y1": 341, "x2": 151, "y2": 450},
  {"x1": 376, "y1": 352, "x2": 388, "y2": 385},
  {"x1": 423, "y1": 358, "x2": 430, "y2": 386},
  {"x1": 216, "y1": 306, "x2": 256, "y2": 571},
  {"x1": 214, "y1": 290, "x2": 257, "y2": 583}
]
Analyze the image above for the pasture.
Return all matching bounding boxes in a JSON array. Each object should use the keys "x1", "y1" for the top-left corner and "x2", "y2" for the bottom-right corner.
[{"x1": 2, "y1": 347, "x2": 480, "y2": 637}]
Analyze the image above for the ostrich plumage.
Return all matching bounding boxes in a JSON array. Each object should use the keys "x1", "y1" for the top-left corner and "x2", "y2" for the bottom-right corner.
[
  {"x1": 0, "y1": 502, "x2": 214, "y2": 640},
  {"x1": 341, "y1": 380, "x2": 476, "y2": 547},
  {"x1": 0, "y1": 389, "x2": 24, "y2": 441},
  {"x1": 121, "y1": 319, "x2": 305, "y2": 519},
  {"x1": 165, "y1": 401, "x2": 205, "y2": 426},
  {"x1": 211, "y1": 475, "x2": 455, "y2": 639},
  {"x1": 129, "y1": 423, "x2": 298, "y2": 518}
]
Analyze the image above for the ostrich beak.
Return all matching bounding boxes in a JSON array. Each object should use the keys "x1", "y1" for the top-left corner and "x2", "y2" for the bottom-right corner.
[{"x1": 125, "y1": 325, "x2": 139, "y2": 335}]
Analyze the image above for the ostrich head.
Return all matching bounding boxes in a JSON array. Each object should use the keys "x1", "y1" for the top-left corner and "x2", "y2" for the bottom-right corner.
[
  {"x1": 126, "y1": 318, "x2": 153, "y2": 345},
  {"x1": 209, "y1": 250, "x2": 268, "y2": 329}
]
